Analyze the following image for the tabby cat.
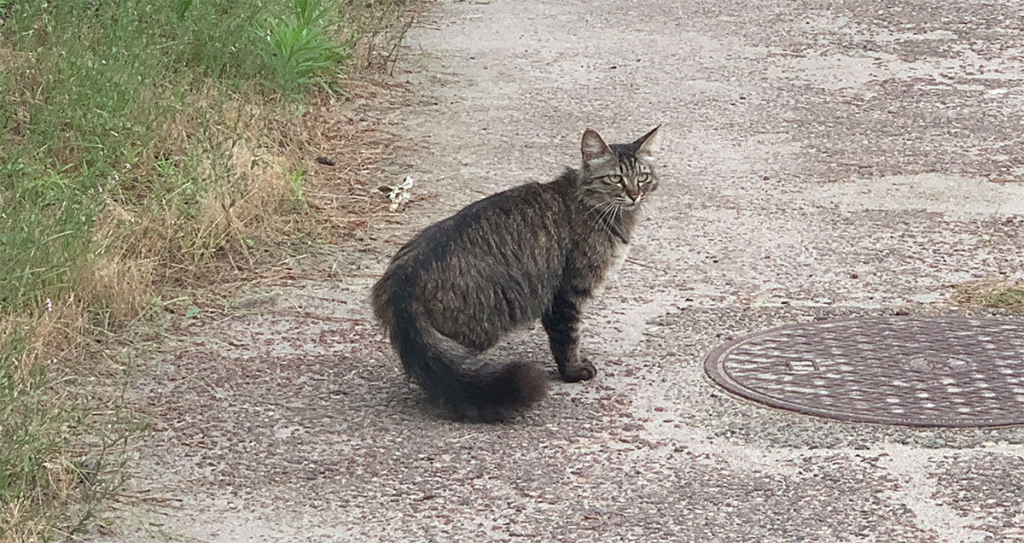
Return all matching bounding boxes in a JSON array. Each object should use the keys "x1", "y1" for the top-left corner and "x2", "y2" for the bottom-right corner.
[{"x1": 371, "y1": 127, "x2": 662, "y2": 420}]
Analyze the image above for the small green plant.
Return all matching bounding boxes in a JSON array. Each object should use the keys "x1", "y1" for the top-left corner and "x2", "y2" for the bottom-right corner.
[
  {"x1": 174, "y1": 0, "x2": 193, "y2": 20},
  {"x1": 259, "y1": 0, "x2": 352, "y2": 94},
  {"x1": 955, "y1": 281, "x2": 1024, "y2": 313},
  {"x1": 984, "y1": 286, "x2": 1024, "y2": 310},
  {"x1": 289, "y1": 166, "x2": 308, "y2": 208}
]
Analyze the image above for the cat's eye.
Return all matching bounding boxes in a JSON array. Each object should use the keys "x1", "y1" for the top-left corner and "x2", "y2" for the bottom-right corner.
[
  {"x1": 605, "y1": 175, "x2": 624, "y2": 185},
  {"x1": 637, "y1": 173, "x2": 650, "y2": 183}
]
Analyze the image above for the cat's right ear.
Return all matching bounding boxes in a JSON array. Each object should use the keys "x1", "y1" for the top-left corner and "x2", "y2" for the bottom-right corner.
[{"x1": 581, "y1": 129, "x2": 614, "y2": 165}]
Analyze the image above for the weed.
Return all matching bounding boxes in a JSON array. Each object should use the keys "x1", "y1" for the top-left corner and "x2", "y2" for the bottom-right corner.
[
  {"x1": 289, "y1": 166, "x2": 309, "y2": 209},
  {"x1": 954, "y1": 280, "x2": 1024, "y2": 313},
  {"x1": 260, "y1": 0, "x2": 353, "y2": 94},
  {"x1": 987, "y1": 287, "x2": 1024, "y2": 310}
]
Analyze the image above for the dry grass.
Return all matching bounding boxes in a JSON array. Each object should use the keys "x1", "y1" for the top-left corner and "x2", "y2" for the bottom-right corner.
[
  {"x1": 0, "y1": 0, "x2": 417, "y2": 538},
  {"x1": 953, "y1": 279, "x2": 1024, "y2": 313},
  {"x1": 299, "y1": 85, "x2": 407, "y2": 230},
  {"x1": 0, "y1": 296, "x2": 133, "y2": 543}
]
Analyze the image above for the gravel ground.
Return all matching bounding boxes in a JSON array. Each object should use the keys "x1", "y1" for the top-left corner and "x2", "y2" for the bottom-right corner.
[{"x1": 92, "y1": 0, "x2": 1024, "y2": 541}]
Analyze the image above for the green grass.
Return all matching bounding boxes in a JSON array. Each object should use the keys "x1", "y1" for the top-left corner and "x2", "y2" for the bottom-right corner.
[
  {"x1": 980, "y1": 286, "x2": 1024, "y2": 311},
  {"x1": 1, "y1": 0, "x2": 355, "y2": 312},
  {"x1": 260, "y1": 0, "x2": 354, "y2": 94},
  {"x1": 955, "y1": 281, "x2": 1024, "y2": 313},
  {"x1": 0, "y1": 0, "x2": 406, "y2": 539}
]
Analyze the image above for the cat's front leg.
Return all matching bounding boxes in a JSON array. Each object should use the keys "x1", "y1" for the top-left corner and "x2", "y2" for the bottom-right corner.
[{"x1": 542, "y1": 290, "x2": 597, "y2": 382}]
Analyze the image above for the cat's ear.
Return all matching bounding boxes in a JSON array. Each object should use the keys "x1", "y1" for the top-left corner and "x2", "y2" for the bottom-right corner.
[
  {"x1": 581, "y1": 129, "x2": 614, "y2": 165},
  {"x1": 634, "y1": 125, "x2": 662, "y2": 158}
]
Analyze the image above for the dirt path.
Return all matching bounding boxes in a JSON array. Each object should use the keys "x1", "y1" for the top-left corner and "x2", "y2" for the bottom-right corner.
[{"x1": 96, "y1": 0, "x2": 1024, "y2": 541}]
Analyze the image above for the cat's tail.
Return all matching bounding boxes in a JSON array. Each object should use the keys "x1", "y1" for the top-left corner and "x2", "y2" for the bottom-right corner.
[{"x1": 373, "y1": 283, "x2": 547, "y2": 422}]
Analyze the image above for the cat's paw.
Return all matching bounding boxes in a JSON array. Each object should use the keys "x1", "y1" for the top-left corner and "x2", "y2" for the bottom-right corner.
[{"x1": 560, "y1": 358, "x2": 597, "y2": 383}]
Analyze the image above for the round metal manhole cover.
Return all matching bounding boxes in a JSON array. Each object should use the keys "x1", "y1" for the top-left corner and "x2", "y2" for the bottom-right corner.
[{"x1": 704, "y1": 317, "x2": 1024, "y2": 427}]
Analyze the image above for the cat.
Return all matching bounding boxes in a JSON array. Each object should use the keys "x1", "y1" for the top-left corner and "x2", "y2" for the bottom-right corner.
[{"x1": 371, "y1": 127, "x2": 661, "y2": 421}]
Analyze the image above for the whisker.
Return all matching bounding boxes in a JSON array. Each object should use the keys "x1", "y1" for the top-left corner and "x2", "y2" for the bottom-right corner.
[
  {"x1": 595, "y1": 203, "x2": 616, "y2": 236},
  {"x1": 582, "y1": 199, "x2": 609, "y2": 224}
]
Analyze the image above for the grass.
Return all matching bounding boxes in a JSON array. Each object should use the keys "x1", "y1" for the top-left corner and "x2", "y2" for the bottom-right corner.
[
  {"x1": 0, "y1": 304, "x2": 138, "y2": 542},
  {"x1": 954, "y1": 280, "x2": 1024, "y2": 313},
  {"x1": 261, "y1": 0, "x2": 353, "y2": 94},
  {"x1": 0, "y1": 0, "x2": 409, "y2": 539}
]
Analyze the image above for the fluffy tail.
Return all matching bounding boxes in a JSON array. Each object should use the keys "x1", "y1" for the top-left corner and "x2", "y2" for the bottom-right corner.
[{"x1": 378, "y1": 288, "x2": 547, "y2": 421}]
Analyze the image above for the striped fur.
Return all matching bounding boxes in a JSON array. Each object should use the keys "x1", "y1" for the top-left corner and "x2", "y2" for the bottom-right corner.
[{"x1": 372, "y1": 127, "x2": 661, "y2": 421}]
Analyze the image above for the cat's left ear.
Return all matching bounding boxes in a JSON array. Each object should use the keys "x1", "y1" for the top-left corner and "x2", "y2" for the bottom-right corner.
[{"x1": 634, "y1": 126, "x2": 661, "y2": 159}]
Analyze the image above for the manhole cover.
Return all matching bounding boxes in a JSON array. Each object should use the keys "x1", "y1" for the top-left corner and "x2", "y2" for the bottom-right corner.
[{"x1": 704, "y1": 316, "x2": 1024, "y2": 427}]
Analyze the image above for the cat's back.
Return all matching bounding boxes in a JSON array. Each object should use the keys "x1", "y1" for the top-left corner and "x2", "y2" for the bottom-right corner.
[
  {"x1": 449, "y1": 181, "x2": 565, "y2": 231},
  {"x1": 373, "y1": 180, "x2": 570, "y2": 342},
  {"x1": 388, "y1": 181, "x2": 568, "y2": 273}
]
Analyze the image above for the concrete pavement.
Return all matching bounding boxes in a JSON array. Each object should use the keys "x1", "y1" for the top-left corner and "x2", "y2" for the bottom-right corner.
[{"x1": 94, "y1": 0, "x2": 1024, "y2": 541}]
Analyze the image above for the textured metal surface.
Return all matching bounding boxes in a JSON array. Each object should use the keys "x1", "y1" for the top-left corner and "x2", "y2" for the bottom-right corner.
[{"x1": 705, "y1": 317, "x2": 1024, "y2": 427}]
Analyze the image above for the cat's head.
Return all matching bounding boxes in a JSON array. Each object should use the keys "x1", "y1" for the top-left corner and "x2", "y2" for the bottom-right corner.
[{"x1": 578, "y1": 126, "x2": 661, "y2": 210}]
